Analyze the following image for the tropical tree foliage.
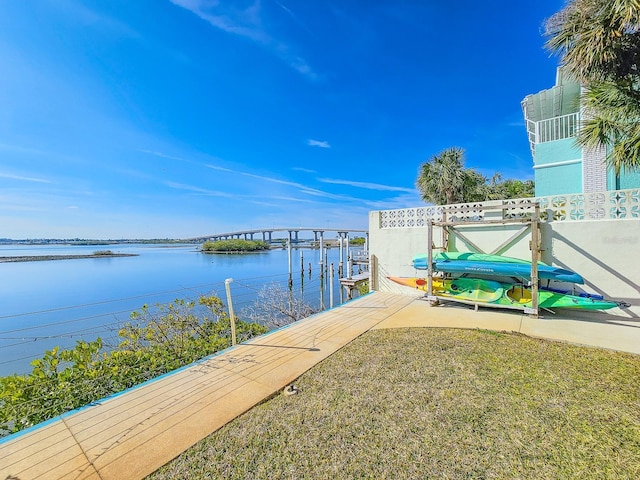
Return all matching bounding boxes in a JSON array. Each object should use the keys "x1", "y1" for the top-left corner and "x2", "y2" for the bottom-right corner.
[
  {"x1": 485, "y1": 173, "x2": 535, "y2": 200},
  {"x1": 416, "y1": 147, "x2": 534, "y2": 205},
  {"x1": 416, "y1": 147, "x2": 477, "y2": 204},
  {"x1": 0, "y1": 296, "x2": 268, "y2": 437},
  {"x1": 202, "y1": 239, "x2": 270, "y2": 252},
  {"x1": 544, "y1": 0, "x2": 640, "y2": 173}
]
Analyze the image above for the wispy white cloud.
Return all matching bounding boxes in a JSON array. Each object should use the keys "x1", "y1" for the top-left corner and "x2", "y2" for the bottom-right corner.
[
  {"x1": 0, "y1": 172, "x2": 52, "y2": 184},
  {"x1": 206, "y1": 164, "x2": 304, "y2": 188},
  {"x1": 318, "y1": 177, "x2": 415, "y2": 193},
  {"x1": 170, "y1": 0, "x2": 266, "y2": 41},
  {"x1": 292, "y1": 166, "x2": 316, "y2": 173},
  {"x1": 0, "y1": 142, "x2": 61, "y2": 158},
  {"x1": 308, "y1": 139, "x2": 330, "y2": 148},
  {"x1": 137, "y1": 149, "x2": 189, "y2": 162},
  {"x1": 205, "y1": 164, "x2": 362, "y2": 202},
  {"x1": 170, "y1": 0, "x2": 318, "y2": 80},
  {"x1": 270, "y1": 195, "x2": 317, "y2": 203},
  {"x1": 54, "y1": 0, "x2": 141, "y2": 39},
  {"x1": 273, "y1": 0, "x2": 315, "y2": 37},
  {"x1": 363, "y1": 191, "x2": 424, "y2": 210},
  {"x1": 164, "y1": 180, "x2": 235, "y2": 197}
]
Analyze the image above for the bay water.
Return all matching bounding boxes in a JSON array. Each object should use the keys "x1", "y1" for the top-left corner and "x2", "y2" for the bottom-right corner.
[{"x1": 0, "y1": 243, "x2": 361, "y2": 376}]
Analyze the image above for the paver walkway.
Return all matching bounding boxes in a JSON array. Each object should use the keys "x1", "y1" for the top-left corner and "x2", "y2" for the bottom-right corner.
[{"x1": 0, "y1": 291, "x2": 418, "y2": 480}]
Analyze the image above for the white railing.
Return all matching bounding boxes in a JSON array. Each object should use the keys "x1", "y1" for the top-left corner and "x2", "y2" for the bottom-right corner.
[
  {"x1": 536, "y1": 112, "x2": 579, "y2": 144},
  {"x1": 525, "y1": 112, "x2": 580, "y2": 155},
  {"x1": 379, "y1": 188, "x2": 640, "y2": 228}
]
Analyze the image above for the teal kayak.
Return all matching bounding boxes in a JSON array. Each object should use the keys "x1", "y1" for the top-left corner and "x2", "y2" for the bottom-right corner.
[
  {"x1": 436, "y1": 252, "x2": 536, "y2": 264},
  {"x1": 433, "y1": 259, "x2": 584, "y2": 284},
  {"x1": 413, "y1": 252, "x2": 542, "y2": 267},
  {"x1": 412, "y1": 252, "x2": 584, "y2": 284}
]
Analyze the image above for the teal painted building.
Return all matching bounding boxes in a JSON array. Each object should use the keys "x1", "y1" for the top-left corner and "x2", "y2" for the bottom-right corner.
[{"x1": 521, "y1": 69, "x2": 640, "y2": 196}]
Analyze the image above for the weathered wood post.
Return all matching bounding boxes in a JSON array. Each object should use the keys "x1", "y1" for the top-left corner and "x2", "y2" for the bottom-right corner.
[
  {"x1": 426, "y1": 219, "x2": 435, "y2": 303},
  {"x1": 442, "y1": 211, "x2": 448, "y2": 251},
  {"x1": 529, "y1": 203, "x2": 540, "y2": 318}
]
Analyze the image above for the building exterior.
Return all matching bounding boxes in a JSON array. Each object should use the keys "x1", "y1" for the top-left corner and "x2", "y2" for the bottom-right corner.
[{"x1": 521, "y1": 68, "x2": 640, "y2": 196}]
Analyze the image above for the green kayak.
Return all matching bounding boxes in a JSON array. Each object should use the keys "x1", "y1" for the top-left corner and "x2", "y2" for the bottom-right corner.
[
  {"x1": 440, "y1": 278, "x2": 618, "y2": 310},
  {"x1": 388, "y1": 276, "x2": 619, "y2": 311}
]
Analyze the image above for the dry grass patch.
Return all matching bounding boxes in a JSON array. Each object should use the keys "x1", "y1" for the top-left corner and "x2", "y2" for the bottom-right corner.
[{"x1": 148, "y1": 328, "x2": 640, "y2": 479}]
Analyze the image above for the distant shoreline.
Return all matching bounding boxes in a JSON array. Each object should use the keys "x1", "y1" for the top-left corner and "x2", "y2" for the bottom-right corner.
[{"x1": 0, "y1": 253, "x2": 139, "y2": 263}]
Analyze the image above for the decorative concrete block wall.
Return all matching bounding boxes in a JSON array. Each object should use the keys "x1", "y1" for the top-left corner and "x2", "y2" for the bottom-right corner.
[{"x1": 369, "y1": 189, "x2": 640, "y2": 317}]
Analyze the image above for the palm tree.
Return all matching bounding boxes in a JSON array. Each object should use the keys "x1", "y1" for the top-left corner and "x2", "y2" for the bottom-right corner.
[
  {"x1": 579, "y1": 82, "x2": 640, "y2": 174},
  {"x1": 544, "y1": 0, "x2": 640, "y2": 173},
  {"x1": 416, "y1": 148, "x2": 536, "y2": 205},
  {"x1": 416, "y1": 147, "x2": 485, "y2": 205}
]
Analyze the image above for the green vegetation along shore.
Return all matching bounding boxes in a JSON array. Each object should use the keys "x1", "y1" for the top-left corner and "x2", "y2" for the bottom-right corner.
[
  {"x1": 0, "y1": 296, "x2": 267, "y2": 437},
  {"x1": 0, "y1": 251, "x2": 138, "y2": 263},
  {"x1": 202, "y1": 239, "x2": 270, "y2": 253}
]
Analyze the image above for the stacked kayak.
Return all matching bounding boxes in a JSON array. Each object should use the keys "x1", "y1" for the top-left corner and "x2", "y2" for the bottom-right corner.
[
  {"x1": 412, "y1": 252, "x2": 584, "y2": 284},
  {"x1": 391, "y1": 251, "x2": 622, "y2": 311},
  {"x1": 387, "y1": 276, "x2": 619, "y2": 311}
]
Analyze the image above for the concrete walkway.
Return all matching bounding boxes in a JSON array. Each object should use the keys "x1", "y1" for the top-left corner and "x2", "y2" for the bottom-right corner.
[
  {"x1": 1, "y1": 291, "x2": 638, "y2": 480},
  {"x1": 372, "y1": 295, "x2": 640, "y2": 355},
  {"x1": 0, "y1": 292, "x2": 416, "y2": 480}
]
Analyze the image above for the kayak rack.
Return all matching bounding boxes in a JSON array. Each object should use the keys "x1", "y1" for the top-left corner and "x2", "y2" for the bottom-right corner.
[{"x1": 424, "y1": 201, "x2": 542, "y2": 318}]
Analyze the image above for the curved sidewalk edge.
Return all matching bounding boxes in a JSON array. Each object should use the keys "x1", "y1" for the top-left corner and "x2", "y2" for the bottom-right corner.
[{"x1": 373, "y1": 295, "x2": 640, "y2": 355}]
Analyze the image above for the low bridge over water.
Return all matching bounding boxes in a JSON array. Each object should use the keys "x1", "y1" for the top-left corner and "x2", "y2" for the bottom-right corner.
[
  {"x1": 187, "y1": 227, "x2": 370, "y2": 296},
  {"x1": 185, "y1": 227, "x2": 368, "y2": 244}
]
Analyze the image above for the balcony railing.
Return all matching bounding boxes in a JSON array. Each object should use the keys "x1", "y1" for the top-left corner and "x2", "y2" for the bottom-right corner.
[
  {"x1": 537, "y1": 112, "x2": 579, "y2": 143},
  {"x1": 525, "y1": 112, "x2": 580, "y2": 155}
]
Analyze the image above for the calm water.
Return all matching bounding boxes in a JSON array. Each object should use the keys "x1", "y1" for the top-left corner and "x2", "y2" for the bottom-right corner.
[{"x1": 0, "y1": 244, "x2": 360, "y2": 376}]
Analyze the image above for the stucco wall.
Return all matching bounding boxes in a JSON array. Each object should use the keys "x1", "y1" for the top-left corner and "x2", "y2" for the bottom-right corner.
[
  {"x1": 618, "y1": 168, "x2": 640, "y2": 190},
  {"x1": 533, "y1": 138, "x2": 583, "y2": 197},
  {"x1": 545, "y1": 220, "x2": 639, "y2": 305},
  {"x1": 534, "y1": 138, "x2": 581, "y2": 167},
  {"x1": 369, "y1": 210, "x2": 640, "y2": 318}
]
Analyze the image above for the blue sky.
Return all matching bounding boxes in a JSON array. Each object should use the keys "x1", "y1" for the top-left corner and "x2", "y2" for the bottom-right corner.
[{"x1": 0, "y1": 0, "x2": 565, "y2": 239}]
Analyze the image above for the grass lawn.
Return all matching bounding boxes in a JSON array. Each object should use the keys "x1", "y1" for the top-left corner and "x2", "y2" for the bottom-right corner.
[{"x1": 148, "y1": 328, "x2": 640, "y2": 479}]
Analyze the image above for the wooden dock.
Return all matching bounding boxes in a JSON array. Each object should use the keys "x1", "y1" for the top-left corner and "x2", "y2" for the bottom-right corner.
[
  {"x1": 0, "y1": 292, "x2": 416, "y2": 480},
  {"x1": 339, "y1": 272, "x2": 370, "y2": 299}
]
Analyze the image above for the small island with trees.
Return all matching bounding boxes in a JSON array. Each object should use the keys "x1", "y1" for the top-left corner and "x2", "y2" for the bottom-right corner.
[
  {"x1": 0, "y1": 250, "x2": 138, "y2": 263},
  {"x1": 201, "y1": 239, "x2": 271, "y2": 253}
]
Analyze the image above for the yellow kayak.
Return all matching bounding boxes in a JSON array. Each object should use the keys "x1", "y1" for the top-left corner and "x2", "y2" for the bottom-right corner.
[{"x1": 387, "y1": 276, "x2": 619, "y2": 310}]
